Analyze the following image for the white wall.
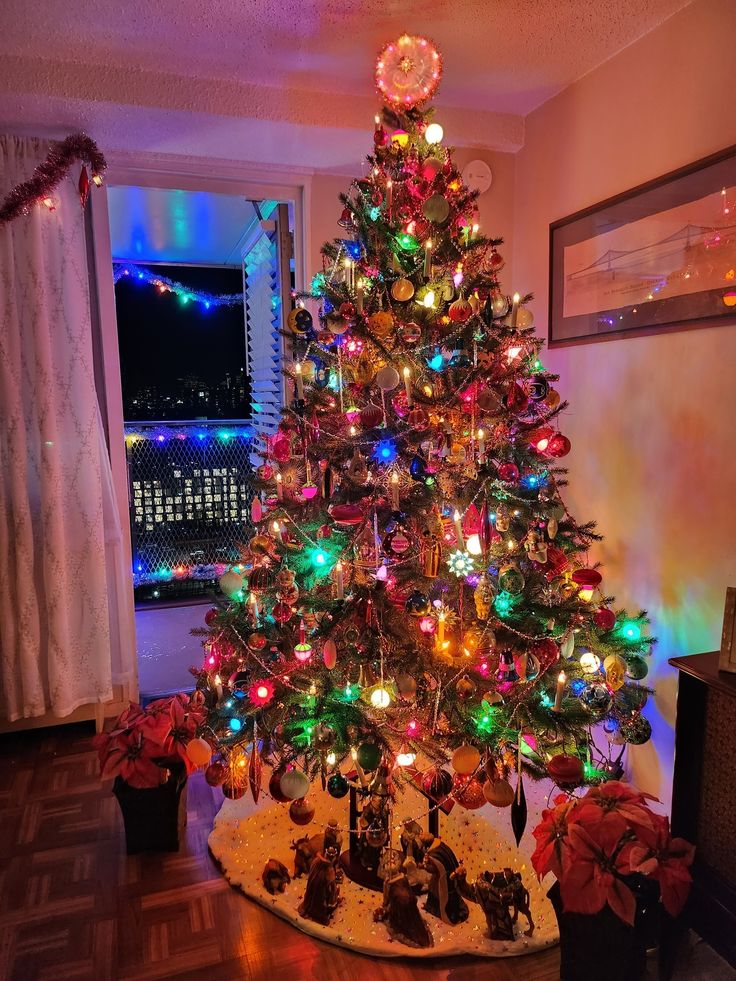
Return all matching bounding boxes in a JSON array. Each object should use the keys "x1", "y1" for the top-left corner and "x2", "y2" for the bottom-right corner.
[{"x1": 513, "y1": 0, "x2": 736, "y2": 805}]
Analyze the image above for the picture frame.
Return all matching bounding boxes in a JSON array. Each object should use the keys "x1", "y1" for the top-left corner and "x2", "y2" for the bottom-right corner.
[
  {"x1": 719, "y1": 586, "x2": 736, "y2": 674},
  {"x1": 549, "y1": 145, "x2": 736, "y2": 347}
]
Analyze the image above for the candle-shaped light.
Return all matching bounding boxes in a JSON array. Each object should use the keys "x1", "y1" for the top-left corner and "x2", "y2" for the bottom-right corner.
[
  {"x1": 295, "y1": 362, "x2": 305, "y2": 399},
  {"x1": 386, "y1": 179, "x2": 393, "y2": 218},
  {"x1": 553, "y1": 671, "x2": 566, "y2": 712},
  {"x1": 276, "y1": 472, "x2": 283, "y2": 500},
  {"x1": 390, "y1": 471, "x2": 400, "y2": 510},
  {"x1": 249, "y1": 592, "x2": 259, "y2": 622},
  {"x1": 453, "y1": 509, "x2": 464, "y2": 549},
  {"x1": 437, "y1": 610, "x2": 446, "y2": 647},
  {"x1": 374, "y1": 114, "x2": 381, "y2": 132},
  {"x1": 272, "y1": 519, "x2": 283, "y2": 542},
  {"x1": 373, "y1": 510, "x2": 380, "y2": 570},
  {"x1": 510, "y1": 292, "x2": 520, "y2": 330},
  {"x1": 423, "y1": 238, "x2": 432, "y2": 279},
  {"x1": 356, "y1": 277, "x2": 364, "y2": 313},
  {"x1": 477, "y1": 428, "x2": 486, "y2": 464},
  {"x1": 214, "y1": 674, "x2": 224, "y2": 700},
  {"x1": 344, "y1": 258, "x2": 353, "y2": 292},
  {"x1": 334, "y1": 560, "x2": 344, "y2": 599},
  {"x1": 471, "y1": 222, "x2": 479, "y2": 241},
  {"x1": 402, "y1": 365, "x2": 412, "y2": 406}
]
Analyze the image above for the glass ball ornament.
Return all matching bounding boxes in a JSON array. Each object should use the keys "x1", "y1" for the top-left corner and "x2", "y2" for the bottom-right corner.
[
  {"x1": 268, "y1": 769, "x2": 291, "y2": 803},
  {"x1": 396, "y1": 673, "x2": 418, "y2": 699},
  {"x1": 453, "y1": 774, "x2": 486, "y2": 810},
  {"x1": 370, "y1": 685, "x2": 392, "y2": 709},
  {"x1": 376, "y1": 365, "x2": 401, "y2": 391},
  {"x1": 219, "y1": 570, "x2": 244, "y2": 599},
  {"x1": 327, "y1": 773, "x2": 350, "y2": 798},
  {"x1": 593, "y1": 606, "x2": 617, "y2": 632},
  {"x1": 483, "y1": 777, "x2": 514, "y2": 807},
  {"x1": 356, "y1": 742, "x2": 382, "y2": 771},
  {"x1": 491, "y1": 294, "x2": 509, "y2": 317},
  {"x1": 406, "y1": 590, "x2": 431, "y2": 616},
  {"x1": 626, "y1": 655, "x2": 649, "y2": 681},
  {"x1": 289, "y1": 796, "x2": 316, "y2": 825},
  {"x1": 579, "y1": 649, "x2": 601, "y2": 673},
  {"x1": 455, "y1": 675, "x2": 477, "y2": 700},
  {"x1": 547, "y1": 753, "x2": 584, "y2": 787},
  {"x1": 366, "y1": 819, "x2": 388, "y2": 848},
  {"x1": 620, "y1": 714, "x2": 652, "y2": 745},
  {"x1": 185, "y1": 737, "x2": 212, "y2": 768},
  {"x1": 451, "y1": 744, "x2": 481, "y2": 775},
  {"x1": 580, "y1": 682, "x2": 613, "y2": 714},
  {"x1": 222, "y1": 782, "x2": 246, "y2": 800},
  {"x1": 204, "y1": 760, "x2": 227, "y2": 787},
  {"x1": 422, "y1": 767, "x2": 453, "y2": 800},
  {"x1": 280, "y1": 768, "x2": 310, "y2": 800},
  {"x1": 312, "y1": 722, "x2": 336, "y2": 750}
]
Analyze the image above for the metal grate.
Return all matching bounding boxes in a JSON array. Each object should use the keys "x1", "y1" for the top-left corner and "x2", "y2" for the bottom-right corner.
[{"x1": 125, "y1": 421, "x2": 256, "y2": 600}]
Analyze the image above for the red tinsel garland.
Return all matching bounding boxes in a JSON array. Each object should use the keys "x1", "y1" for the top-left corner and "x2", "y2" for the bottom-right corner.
[{"x1": 0, "y1": 132, "x2": 107, "y2": 224}]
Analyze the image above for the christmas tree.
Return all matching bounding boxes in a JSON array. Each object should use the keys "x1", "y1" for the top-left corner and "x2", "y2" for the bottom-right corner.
[{"x1": 191, "y1": 34, "x2": 654, "y2": 849}]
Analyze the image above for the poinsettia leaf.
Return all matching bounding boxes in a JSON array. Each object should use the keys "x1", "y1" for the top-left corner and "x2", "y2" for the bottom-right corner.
[{"x1": 607, "y1": 877, "x2": 637, "y2": 926}]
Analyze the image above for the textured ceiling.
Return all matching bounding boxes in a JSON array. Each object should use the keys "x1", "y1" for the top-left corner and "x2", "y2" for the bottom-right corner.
[{"x1": 2, "y1": 0, "x2": 691, "y2": 116}]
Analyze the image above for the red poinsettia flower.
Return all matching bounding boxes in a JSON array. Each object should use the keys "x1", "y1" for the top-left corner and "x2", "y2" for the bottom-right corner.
[
  {"x1": 531, "y1": 798, "x2": 577, "y2": 880},
  {"x1": 97, "y1": 729, "x2": 164, "y2": 788},
  {"x1": 570, "y1": 780, "x2": 657, "y2": 843},
  {"x1": 560, "y1": 822, "x2": 637, "y2": 925},
  {"x1": 143, "y1": 693, "x2": 203, "y2": 773},
  {"x1": 625, "y1": 817, "x2": 695, "y2": 917}
]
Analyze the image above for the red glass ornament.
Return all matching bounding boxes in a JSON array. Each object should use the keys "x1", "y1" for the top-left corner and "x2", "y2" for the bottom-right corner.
[
  {"x1": 339, "y1": 302, "x2": 356, "y2": 319},
  {"x1": 422, "y1": 767, "x2": 453, "y2": 800},
  {"x1": 272, "y1": 601, "x2": 293, "y2": 624},
  {"x1": 78, "y1": 166, "x2": 90, "y2": 207},
  {"x1": 205, "y1": 761, "x2": 227, "y2": 786},
  {"x1": 391, "y1": 390, "x2": 409, "y2": 418},
  {"x1": 289, "y1": 796, "x2": 316, "y2": 825},
  {"x1": 204, "y1": 607, "x2": 219, "y2": 626},
  {"x1": 572, "y1": 569, "x2": 602, "y2": 588},
  {"x1": 448, "y1": 298, "x2": 473, "y2": 323},
  {"x1": 360, "y1": 403, "x2": 383, "y2": 428},
  {"x1": 531, "y1": 638, "x2": 559, "y2": 673},
  {"x1": 547, "y1": 433, "x2": 571, "y2": 458},
  {"x1": 330, "y1": 503, "x2": 364, "y2": 526},
  {"x1": 528, "y1": 427, "x2": 554, "y2": 453},
  {"x1": 453, "y1": 774, "x2": 486, "y2": 810},
  {"x1": 268, "y1": 769, "x2": 290, "y2": 803},
  {"x1": 593, "y1": 607, "x2": 616, "y2": 632},
  {"x1": 498, "y1": 462, "x2": 519, "y2": 484},
  {"x1": 504, "y1": 382, "x2": 529, "y2": 412},
  {"x1": 547, "y1": 753, "x2": 584, "y2": 787},
  {"x1": 272, "y1": 433, "x2": 291, "y2": 462},
  {"x1": 407, "y1": 406, "x2": 429, "y2": 429}
]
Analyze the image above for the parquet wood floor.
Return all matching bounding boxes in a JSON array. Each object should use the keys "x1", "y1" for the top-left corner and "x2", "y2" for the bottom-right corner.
[{"x1": 0, "y1": 723, "x2": 561, "y2": 981}]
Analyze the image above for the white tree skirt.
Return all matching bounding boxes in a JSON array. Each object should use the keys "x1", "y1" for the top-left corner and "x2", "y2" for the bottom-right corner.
[{"x1": 208, "y1": 785, "x2": 560, "y2": 959}]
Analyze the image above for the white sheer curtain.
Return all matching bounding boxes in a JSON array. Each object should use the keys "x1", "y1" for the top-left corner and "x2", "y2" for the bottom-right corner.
[{"x1": 0, "y1": 135, "x2": 136, "y2": 721}]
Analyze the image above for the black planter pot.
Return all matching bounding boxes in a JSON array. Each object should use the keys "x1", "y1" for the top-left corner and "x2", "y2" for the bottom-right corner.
[
  {"x1": 113, "y1": 762, "x2": 188, "y2": 854},
  {"x1": 548, "y1": 875, "x2": 660, "y2": 981}
]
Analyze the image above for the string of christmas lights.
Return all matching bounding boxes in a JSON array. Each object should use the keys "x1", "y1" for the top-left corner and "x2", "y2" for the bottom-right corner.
[{"x1": 114, "y1": 263, "x2": 244, "y2": 309}]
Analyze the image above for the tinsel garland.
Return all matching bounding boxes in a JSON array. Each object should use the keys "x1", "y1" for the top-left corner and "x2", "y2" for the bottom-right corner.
[{"x1": 0, "y1": 132, "x2": 106, "y2": 224}]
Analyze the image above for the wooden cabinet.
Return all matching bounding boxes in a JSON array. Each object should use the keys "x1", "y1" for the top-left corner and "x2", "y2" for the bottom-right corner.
[{"x1": 669, "y1": 651, "x2": 736, "y2": 966}]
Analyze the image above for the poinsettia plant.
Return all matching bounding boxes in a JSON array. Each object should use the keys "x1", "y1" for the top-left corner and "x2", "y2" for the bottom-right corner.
[
  {"x1": 531, "y1": 781, "x2": 694, "y2": 925},
  {"x1": 93, "y1": 693, "x2": 206, "y2": 788}
]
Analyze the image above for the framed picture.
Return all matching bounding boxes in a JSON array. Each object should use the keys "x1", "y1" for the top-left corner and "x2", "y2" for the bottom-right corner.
[
  {"x1": 549, "y1": 145, "x2": 736, "y2": 347},
  {"x1": 720, "y1": 586, "x2": 736, "y2": 674}
]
